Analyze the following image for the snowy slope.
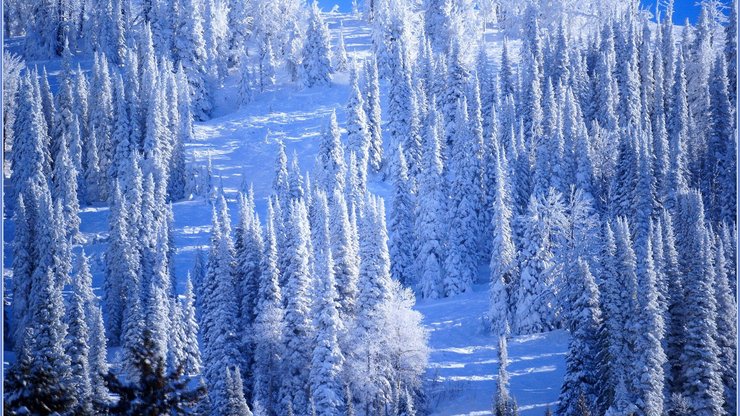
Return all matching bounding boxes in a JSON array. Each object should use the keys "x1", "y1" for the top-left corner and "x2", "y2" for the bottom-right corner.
[
  {"x1": 418, "y1": 285, "x2": 567, "y2": 416},
  {"x1": 3, "y1": 12, "x2": 568, "y2": 415}
]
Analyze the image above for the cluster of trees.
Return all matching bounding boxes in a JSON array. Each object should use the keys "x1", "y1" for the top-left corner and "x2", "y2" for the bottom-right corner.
[
  {"x1": 193, "y1": 119, "x2": 429, "y2": 416},
  {"x1": 4, "y1": 0, "x2": 426, "y2": 415},
  {"x1": 369, "y1": 0, "x2": 735, "y2": 415},
  {"x1": 4, "y1": 0, "x2": 339, "y2": 101}
]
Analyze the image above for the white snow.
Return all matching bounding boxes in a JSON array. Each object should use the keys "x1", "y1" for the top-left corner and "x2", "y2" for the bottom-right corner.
[{"x1": 3, "y1": 12, "x2": 568, "y2": 415}]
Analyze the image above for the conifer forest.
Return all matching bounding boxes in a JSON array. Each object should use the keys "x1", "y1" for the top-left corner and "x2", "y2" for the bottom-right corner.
[{"x1": 1, "y1": 0, "x2": 737, "y2": 414}]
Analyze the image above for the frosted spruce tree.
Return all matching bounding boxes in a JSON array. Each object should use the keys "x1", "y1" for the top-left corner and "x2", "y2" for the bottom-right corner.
[
  {"x1": 303, "y1": 1, "x2": 332, "y2": 87},
  {"x1": 415, "y1": 112, "x2": 446, "y2": 299},
  {"x1": 280, "y1": 200, "x2": 315, "y2": 415},
  {"x1": 389, "y1": 145, "x2": 415, "y2": 287},
  {"x1": 492, "y1": 336, "x2": 518, "y2": 416},
  {"x1": 309, "y1": 199, "x2": 345, "y2": 416}
]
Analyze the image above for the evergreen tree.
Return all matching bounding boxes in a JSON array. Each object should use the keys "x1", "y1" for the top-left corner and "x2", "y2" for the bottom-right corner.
[
  {"x1": 10, "y1": 73, "x2": 50, "y2": 210},
  {"x1": 309, "y1": 221, "x2": 345, "y2": 416},
  {"x1": 489, "y1": 143, "x2": 516, "y2": 336},
  {"x1": 226, "y1": 0, "x2": 250, "y2": 67},
  {"x1": 10, "y1": 196, "x2": 34, "y2": 354},
  {"x1": 225, "y1": 368, "x2": 253, "y2": 416},
  {"x1": 330, "y1": 189, "x2": 360, "y2": 321},
  {"x1": 415, "y1": 112, "x2": 446, "y2": 299},
  {"x1": 239, "y1": 56, "x2": 255, "y2": 107},
  {"x1": 712, "y1": 234, "x2": 736, "y2": 415},
  {"x1": 66, "y1": 255, "x2": 95, "y2": 415},
  {"x1": 260, "y1": 36, "x2": 277, "y2": 91},
  {"x1": 364, "y1": 57, "x2": 383, "y2": 173},
  {"x1": 7, "y1": 182, "x2": 75, "y2": 414},
  {"x1": 104, "y1": 184, "x2": 136, "y2": 346},
  {"x1": 88, "y1": 301, "x2": 110, "y2": 411},
  {"x1": 253, "y1": 198, "x2": 285, "y2": 415},
  {"x1": 707, "y1": 55, "x2": 736, "y2": 223},
  {"x1": 303, "y1": 1, "x2": 332, "y2": 87},
  {"x1": 675, "y1": 191, "x2": 724, "y2": 416},
  {"x1": 52, "y1": 132, "x2": 81, "y2": 242},
  {"x1": 200, "y1": 207, "x2": 241, "y2": 415},
  {"x1": 513, "y1": 190, "x2": 565, "y2": 335},
  {"x1": 315, "y1": 111, "x2": 346, "y2": 196},
  {"x1": 346, "y1": 63, "x2": 371, "y2": 166},
  {"x1": 280, "y1": 200, "x2": 315, "y2": 415},
  {"x1": 389, "y1": 145, "x2": 415, "y2": 287},
  {"x1": 181, "y1": 276, "x2": 202, "y2": 375},
  {"x1": 444, "y1": 99, "x2": 479, "y2": 296},
  {"x1": 630, "y1": 234, "x2": 666, "y2": 416},
  {"x1": 493, "y1": 336, "x2": 518, "y2": 416},
  {"x1": 235, "y1": 189, "x2": 264, "y2": 398},
  {"x1": 334, "y1": 22, "x2": 349, "y2": 72},
  {"x1": 174, "y1": 0, "x2": 213, "y2": 121},
  {"x1": 557, "y1": 259, "x2": 602, "y2": 416}
]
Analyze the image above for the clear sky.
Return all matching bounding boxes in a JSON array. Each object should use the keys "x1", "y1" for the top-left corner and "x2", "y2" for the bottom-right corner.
[{"x1": 316, "y1": 0, "x2": 721, "y2": 25}]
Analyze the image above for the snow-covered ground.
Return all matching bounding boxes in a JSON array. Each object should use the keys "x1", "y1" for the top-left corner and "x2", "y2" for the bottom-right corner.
[
  {"x1": 3, "y1": 12, "x2": 567, "y2": 415},
  {"x1": 418, "y1": 285, "x2": 567, "y2": 416}
]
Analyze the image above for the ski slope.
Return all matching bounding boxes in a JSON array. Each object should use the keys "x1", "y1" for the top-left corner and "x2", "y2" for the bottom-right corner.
[{"x1": 3, "y1": 12, "x2": 568, "y2": 415}]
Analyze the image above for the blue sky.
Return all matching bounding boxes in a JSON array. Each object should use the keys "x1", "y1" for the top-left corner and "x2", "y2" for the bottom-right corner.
[{"x1": 317, "y1": 0, "x2": 715, "y2": 24}]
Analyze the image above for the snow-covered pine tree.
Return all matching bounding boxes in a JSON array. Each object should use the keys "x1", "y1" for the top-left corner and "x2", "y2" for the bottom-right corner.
[
  {"x1": 666, "y1": 46, "x2": 690, "y2": 211},
  {"x1": 66, "y1": 254, "x2": 95, "y2": 415},
  {"x1": 235, "y1": 189, "x2": 264, "y2": 399},
  {"x1": 12, "y1": 181, "x2": 75, "y2": 414},
  {"x1": 309, "y1": 214, "x2": 345, "y2": 416},
  {"x1": 674, "y1": 190, "x2": 724, "y2": 416},
  {"x1": 273, "y1": 140, "x2": 290, "y2": 202},
  {"x1": 513, "y1": 189, "x2": 565, "y2": 335},
  {"x1": 88, "y1": 302, "x2": 109, "y2": 411},
  {"x1": 726, "y1": 0, "x2": 737, "y2": 110},
  {"x1": 226, "y1": 0, "x2": 250, "y2": 68},
  {"x1": 330, "y1": 189, "x2": 360, "y2": 321},
  {"x1": 315, "y1": 111, "x2": 346, "y2": 196},
  {"x1": 389, "y1": 145, "x2": 415, "y2": 287},
  {"x1": 10, "y1": 195, "x2": 33, "y2": 353},
  {"x1": 280, "y1": 199, "x2": 315, "y2": 415},
  {"x1": 288, "y1": 152, "x2": 306, "y2": 201},
  {"x1": 180, "y1": 276, "x2": 202, "y2": 375},
  {"x1": 443, "y1": 99, "x2": 479, "y2": 297},
  {"x1": 203, "y1": 0, "x2": 227, "y2": 83},
  {"x1": 492, "y1": 335, "x2": 518, "y2": 416},
  {"x1": 423, "y1": 0, "x2": 453, "y2": 53},
  {"x1": 239, "y1": 55, "x2": 255, "y2": 107},
  {"x1": 488, "y1": 141, "x2": 516, "y2": 336},
  {"x1": 52, "y1": 39, "x2": 76, "y2": 151},
  {"x1": 225, "y1": 367, "x2": 253, "y2": 416},
  {"x1": 260, "y1": 36, "x2": 278, "y2": 91},
  {"x1": 519, "y1": 5, "x2": 544, "y2": 141},
  {"x1": 364, "y1": 57, "x2": 383, "y2": 173},
  {"x1": 707, "y1": 55, "x2": 736, "y2": 223},
  {"x1": 88, "y1": 53, "x2": 114, "y2": 200},
  {"x1": 557, "y1": 259, "x2": 603, "y2": 416},
  {"x1": 334, "y1": 22, "x2": 349, "y2": 72},
  {"x1": 630, "y1": 234, "x2": 666, "y2": 416},
  {"x1": 356, "y1": 194, "x2": 393, "y2": 329},
  {"x1": 712, "y1": 234, "x2": 737, "y2": 415},
  {"x1": 415, "y1": 110, "x2": 446, "y2": 299},
  {"x1": 174, "y1": 0, "x2": 213, "y2": 121},
  {"x1": 200, "y1": 207, "x2": 241, "y2": 415},
  {"x1": 104, "y1": 183, "x2": 138, "y2": 346},
  {"x1": 303, "y1": 1, "x2": 332, "y2": 87},
  {"x1": 346, "y1": 63, "x2": 371, "y2": 166},
  {"x1": 38, "y1": 67, "x2": 55, "y2": 139},
  {"x1": 10, "y1": 73, "x2": 50, "y2": 210},
  {"x1": 52, "y1": 131, "x2": 81, "y2": 242},
  {"x1": 253, "y1": 197, "x2": 285, "y2": 415}
]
